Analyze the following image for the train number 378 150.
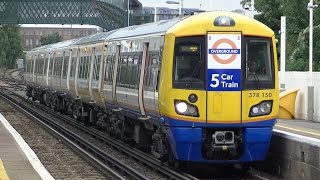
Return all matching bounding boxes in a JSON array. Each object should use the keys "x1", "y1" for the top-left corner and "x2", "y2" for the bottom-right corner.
[{"x1": 248, "y1": 92, "x2": 272, "y2": 98}]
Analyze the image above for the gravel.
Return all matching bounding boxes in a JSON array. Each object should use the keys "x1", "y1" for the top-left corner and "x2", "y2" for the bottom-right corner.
[{"x1": 0, "y1": 95, "x2": 116, "y2": 180}]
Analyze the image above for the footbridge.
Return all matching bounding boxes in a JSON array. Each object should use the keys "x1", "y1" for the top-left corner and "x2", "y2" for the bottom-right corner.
[{"x1": 0, "y1": 0, "x2": 128, "y2": 30}]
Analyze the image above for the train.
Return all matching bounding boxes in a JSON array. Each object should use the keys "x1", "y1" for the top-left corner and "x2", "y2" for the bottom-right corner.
[
  {"x1": 24, "y1": 11, "x2": 279, "y2": 168},
  {"x1": 16, "y1": 58, "x2": 24, "y2": 69}
]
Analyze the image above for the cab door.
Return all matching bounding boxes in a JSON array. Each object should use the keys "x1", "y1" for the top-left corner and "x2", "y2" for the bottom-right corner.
[{"x1": 206, "y1": 32, "x2": 242, "y2": 124}]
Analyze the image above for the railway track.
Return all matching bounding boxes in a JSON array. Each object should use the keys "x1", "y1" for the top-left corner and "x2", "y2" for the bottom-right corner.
[
  {"x1": 0, "y1": 73, "x2": 198, "y2": 180},
  {"x1": 0, "y1": 69, "x2": 277, "y2": 180}
]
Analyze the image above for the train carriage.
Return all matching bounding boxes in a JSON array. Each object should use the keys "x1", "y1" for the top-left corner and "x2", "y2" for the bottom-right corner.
[{"x1": 25, "y1": 11, "x2": 279, "y2": 166}]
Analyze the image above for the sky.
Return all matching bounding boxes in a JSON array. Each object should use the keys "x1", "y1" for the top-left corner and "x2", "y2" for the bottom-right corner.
[{"x1": 139, "y1": 0, "x2": 243, "y2": 11}]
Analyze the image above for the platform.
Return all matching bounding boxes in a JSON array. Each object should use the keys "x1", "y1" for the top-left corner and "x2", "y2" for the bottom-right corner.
[
  {"x1": 0, "y1": 114, "x2": 53, "y2": 180},
  {"x1": 275, "y1": 118, "x2": 320, "y2": 140},
  {"x1": 257, "y1": 118, "x2": 320, "y2": 179}
]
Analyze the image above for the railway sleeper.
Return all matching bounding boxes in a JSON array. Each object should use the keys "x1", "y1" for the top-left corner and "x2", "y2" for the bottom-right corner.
[{"x1": 28, "y1": 86, "x2": 177, "y2": 165}]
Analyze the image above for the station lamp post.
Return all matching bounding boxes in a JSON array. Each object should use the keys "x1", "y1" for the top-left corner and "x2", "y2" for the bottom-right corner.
[
  {"x1": 307, "y1": 0, "x2": 318, "y2": 121},
  {"x1": 307, "y1": 0, "x2": 318, "y2": 85},
  {"x1": 244, "y1": 0, "x2": 255, "y2": 18},
  {"x1": 127, "y1": 0, "x2": 130, "y2": 26},
  {"x1": 154, "y1": 5, "x2": 157, "y2": 22},
  {"x1": 154, "y1": 0, "x2": 183, "y2": 22},
  {"x1": 166, "y1": 0, "x2": 183, "y2": 15}
]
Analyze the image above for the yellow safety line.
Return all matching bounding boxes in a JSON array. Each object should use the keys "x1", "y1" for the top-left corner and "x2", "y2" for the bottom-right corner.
[
  {"x1": 0, "y1": 160, "x2": 9, "y2": 180},
  {"x1": 276, "y1": 124, "x2": 320, "y2": 137}
]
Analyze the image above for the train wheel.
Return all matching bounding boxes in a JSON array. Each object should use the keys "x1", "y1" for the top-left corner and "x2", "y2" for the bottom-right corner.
[
  {"x1": 168, "y1": 150, "x2": 175, "y2": 166},
  {"x1": 167, "y1": 146, "x2": 186, "y2": 170},
  {"x1": 166, "y1": 141, "x2": 178, "y2": 167},
  {"x1": 240, "y1": 163, "x2": 250, "y2": 176},
  {"x1": 72, "y1": 105, "x2": 82, "y2": 121},
  {"x1": 89, "y1": 109, "x2": 97, "y2": 126}
]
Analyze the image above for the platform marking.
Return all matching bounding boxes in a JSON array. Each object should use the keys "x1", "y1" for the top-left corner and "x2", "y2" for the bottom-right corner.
[
  {"x1": 0, "y1": 114, "x2": 54, "y2": 180},
  {"x1": 273, "y1": 128, "x2": 320, "y2": 147},
  {"x1": 0, "y1": 159, "x2": 9, "y2": 180},
  {"x1": 276, "y1": 124, "x2": 320, "y2": 137}
]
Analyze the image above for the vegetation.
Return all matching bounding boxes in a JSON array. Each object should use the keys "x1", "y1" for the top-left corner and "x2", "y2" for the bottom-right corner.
[
  {"x1": 0, "y1": 25, "x2": 23, "y2": 68},
  {"x1": 241, "y1": 0, "x2": 320, "y2": 71},
  {"x1": 40, "y1": 32, "x2": 62, "y2": 46}
]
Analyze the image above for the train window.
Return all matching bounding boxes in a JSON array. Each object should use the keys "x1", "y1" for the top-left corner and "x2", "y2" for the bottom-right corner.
[
  {"x1": 83, "y1": 56, "x2": 87, "y2": 79},
  {"x1": 31, "y1": 59, "x2": 34, "y2": 74},
  {"x1": 132, "y1": 55, "x2": 141, "y2": 89},
  {"x1": 63, "y1": 56, "x2": 69, "y2": 78},
  {"x1": 36, "y1": 58, "x2": 40, "y2": 74},
  {"x1": 144, "y1": 54, "x2": 151, "y2": 90},
  {"x1": 93, "y1": 55, "x2": 102, "y2": 81},
  {"x1": 82, "y1": 56, "x2": 86, "y2": 79},
  {"x1": 37, "y1": 58, "x2": 44, "y2": 75},
  {"x1": 55, "y1": 58, "x2": 62, "y2": 77},
  {"x1": 70, "y1": 56, "x2": 77, "y2": 78},
  {"x1": 44, "y1": 56, "x2": 48, "y2": 77},
  {"x1": 41, "y1": 59, "x2": 44, "y2": 75},
  {"x1": 25, "y1": 59, "x2": 28, "y2": 80},
  {"x1": 127, "y1": 56, "x2": 133, "y2": 87},
  {"x1": 54, "y1": 58, "x2": 57, "y2": 77},
  {"x1": 30, "y1": 60, "x2": 33, "y2": 77},
  {"x1": 83, "y1": 56, "x2": 86, "y2": 79},
  {"x1": 86, "y1": 56, "x2": 91, "y2": 79},
  {"x1": 79, "y1": 57, "x2": 84, "y2": 79},
  {"x1": 49, "y1": 57, "x2": 54, "y2": 78},
  {"x1": 105, "y1": 55, "x2": 114, "y2": 85},
  {"x1": 83, "y1": 56, "x2": 88, "y2": 79},
  {"x1": 116, "y1": 56, "x2": 121, "y2": 86},
  {"x1": 172, "y1": 36, "x2": 205, "y2": 90},
  {"x1": 35, "y1": 58, "x2": 38, "y2": 74},
  {"x1": 53, "y1": 58, "x2": 57, "y2": 77},
  {"x1": 84, "y1": 56, "x2": 88, "y2": 79},
  {"x1": 244, "y1": 37, "x2": 274, "y2": 89},
  {"x1": 117, "y1": 56, "x2": 128, "y2": 87},
  {"x1": 144, "y1": 53, "x2": 159, "y2": 91}
]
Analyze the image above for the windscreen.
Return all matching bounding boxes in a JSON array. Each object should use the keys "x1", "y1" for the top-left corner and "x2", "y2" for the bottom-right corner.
[
  {"x1": 172, "y1": 36, "x2": 205, "y2": 89},
  {"x1": 244, "y1": 37, "x2": 274, "y2": 89}
]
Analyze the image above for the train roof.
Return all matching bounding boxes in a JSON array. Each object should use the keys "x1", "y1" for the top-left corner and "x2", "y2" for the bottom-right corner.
[
  {"x1": 166, "y1": 11, "x2": 274, "y2": 37},
  {"x1": 28, "y1": 38, "x2": 81, "y2": 53},
  {"x1": 27, "y1": 16, "x2": 185, "y2": 53},
  {"x1": 74, "y1": 30, "x2": 116, "y2": 45},
  {"x1": 107, "y1": 17, "x2": 184, "y2": 40},
  {"x1": 27, "y1": 11, "x2": 274, "y2": 53}
]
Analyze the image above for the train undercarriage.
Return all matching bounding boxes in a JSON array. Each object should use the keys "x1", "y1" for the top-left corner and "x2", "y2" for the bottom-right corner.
[
  {"x1": 26, "y1": 85, "x2": 174, "y2": 164},
  {"x1": 26, "y1": 84, "x2": 252, "y2": 171}
]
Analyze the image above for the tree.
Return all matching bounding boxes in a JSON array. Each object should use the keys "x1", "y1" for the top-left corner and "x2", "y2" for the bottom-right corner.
[
  {"x1": 288, "y1": 25, "x2": 320, "y2": 71},
  {"x1": 241, "y1": 0, "x2": 320, "y2": 71},
  {"x1": 40, "y1": 32, "x2": 62, "y2": 46},
  {"x1": 0, "y1": 25, "x2": 23, "y2": 68}
]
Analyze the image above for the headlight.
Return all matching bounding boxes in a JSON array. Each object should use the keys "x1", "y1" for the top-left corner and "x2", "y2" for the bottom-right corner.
[
  {"x1": 249, "y1": 100, "x2": 273, "y2": 117},
  {"x1": 176, "y1": 102, "x2": 188, "y2": 113},
  {"x1": 174, "y1": 100, "x2": 199, "y2": 117}
]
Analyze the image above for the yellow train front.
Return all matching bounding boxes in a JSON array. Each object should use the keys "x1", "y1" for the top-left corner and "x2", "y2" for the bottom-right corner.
[{"x1": 158, "y1": 12, "x2": 279, "y2": 163}]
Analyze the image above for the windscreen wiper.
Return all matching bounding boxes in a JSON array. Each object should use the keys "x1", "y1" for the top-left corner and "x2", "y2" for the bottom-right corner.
[
  {"x1": 249, "y1": 72, "x2": 261, "y2": 89},
  {"x1": 186, "y1": 60, "x2": 203, "y2": 87}
]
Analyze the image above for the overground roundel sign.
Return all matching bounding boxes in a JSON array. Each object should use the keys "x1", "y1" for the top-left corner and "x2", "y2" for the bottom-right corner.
[
  {"x1": 211, "y1": 38, "x2": 238, "y2": 64},
  {"x1": 207, "y1": 32, "x2": 242, "y2": 91}
]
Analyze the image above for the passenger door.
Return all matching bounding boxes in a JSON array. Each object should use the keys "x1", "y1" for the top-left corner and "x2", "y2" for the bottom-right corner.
[{"x1": 138, "y1": 42, "x2": 149, "y2": 117}]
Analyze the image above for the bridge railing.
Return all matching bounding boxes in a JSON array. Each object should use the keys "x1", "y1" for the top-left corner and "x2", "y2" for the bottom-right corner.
[{"x1": 0, "y1": 0, "x2": 126, "y2": 30}]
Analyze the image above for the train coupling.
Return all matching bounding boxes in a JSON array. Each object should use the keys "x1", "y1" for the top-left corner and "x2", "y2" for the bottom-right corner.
[{"x1": 212, "y1": 131, "x2": 235, "y2": 151}]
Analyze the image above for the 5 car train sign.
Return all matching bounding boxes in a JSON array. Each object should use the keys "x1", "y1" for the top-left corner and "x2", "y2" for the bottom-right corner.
[{"x1": 207, "y1": 32, "x2": 241, "y2": 91}]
